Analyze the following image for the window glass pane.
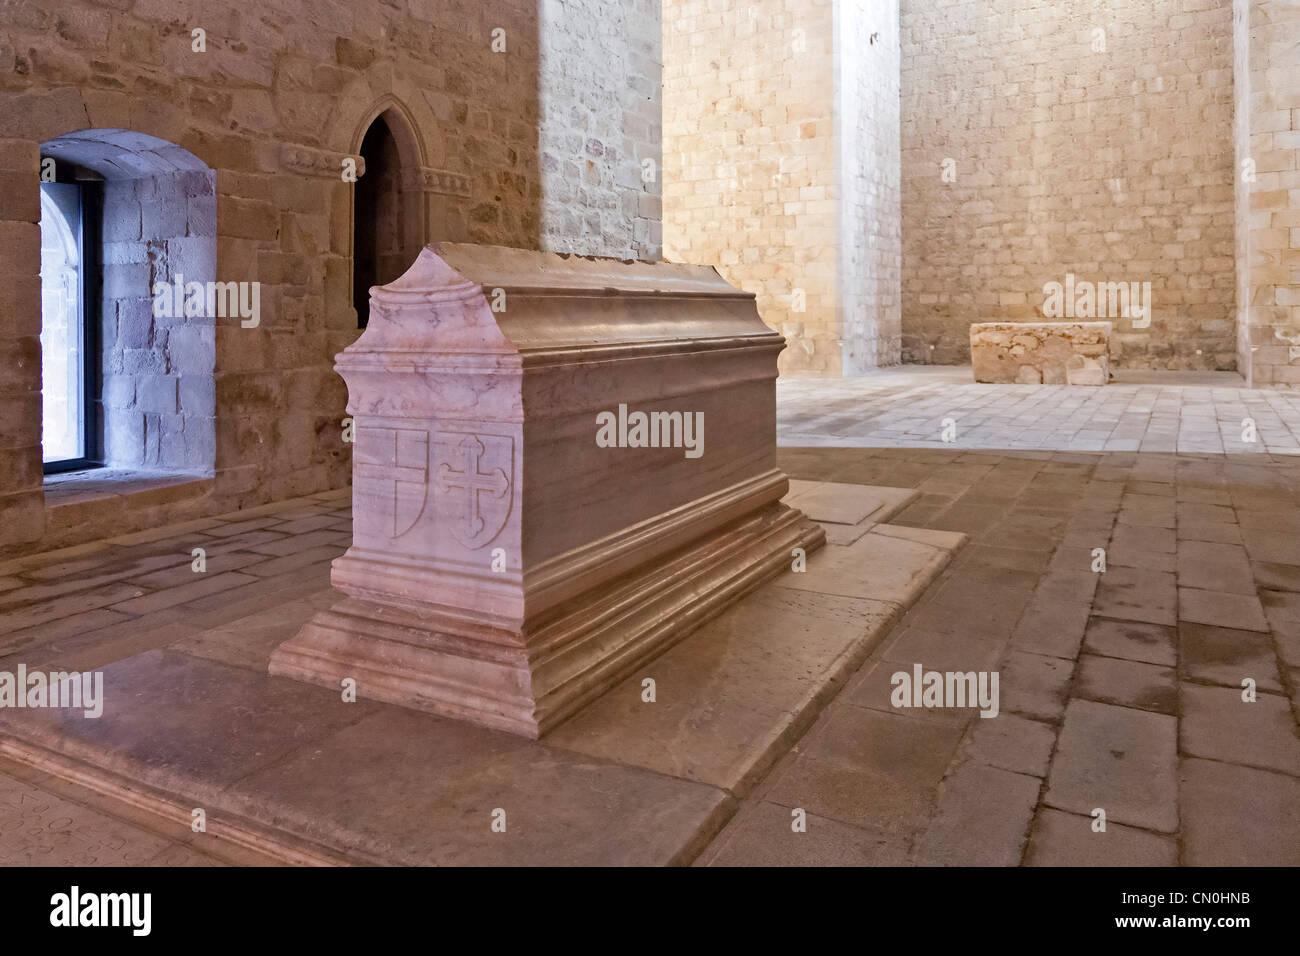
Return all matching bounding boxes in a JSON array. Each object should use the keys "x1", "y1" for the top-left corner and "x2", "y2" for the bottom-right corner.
[{"x1": 39, "y1": 182, "x2": 84, "y2": 463}]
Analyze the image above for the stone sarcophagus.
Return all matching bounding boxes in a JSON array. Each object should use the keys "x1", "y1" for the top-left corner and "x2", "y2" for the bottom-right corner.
[{"x1": 270, "y1": 243, "x2": 824, "y2": 737}]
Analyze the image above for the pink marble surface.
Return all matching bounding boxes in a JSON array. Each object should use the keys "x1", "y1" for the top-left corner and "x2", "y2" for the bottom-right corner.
[{"x1": 271, "y1": 243, "x2": 822, "y2": 735}]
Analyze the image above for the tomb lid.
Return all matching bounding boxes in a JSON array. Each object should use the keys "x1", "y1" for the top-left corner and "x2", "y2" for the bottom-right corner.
[
  {"x1": 387, "y1": 242, "x2": 748, "y2": 299},
  {"x1": 360, "y1": 243, "x2": 782, "y2": 357}
]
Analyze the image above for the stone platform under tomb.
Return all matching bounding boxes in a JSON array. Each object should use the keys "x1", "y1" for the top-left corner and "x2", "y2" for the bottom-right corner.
[{"x1": 0, "y1": 478, "x2": 963, "y2": 866}]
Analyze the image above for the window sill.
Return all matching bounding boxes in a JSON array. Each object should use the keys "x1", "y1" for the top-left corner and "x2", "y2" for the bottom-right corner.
[{"x1": 44, "y1": 468, "x2": 213, "y2": 511}]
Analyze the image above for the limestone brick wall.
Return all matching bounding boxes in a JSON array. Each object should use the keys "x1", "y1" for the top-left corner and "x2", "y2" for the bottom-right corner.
[
  {"x1": 900, "y1": 0, "x2": 1237, "y2": 369},
  {"x1": 664, "y1": 0, "x2": 841, "y2": 377},
  {"x1": 0, "y1": 0, "x2": 662, "y2": 556},
  {"x1": 99, "y1": 166, "x2": 218, "y2": 471},
  {"x1": 539, "y1": 0, "x2": 663, "y2": 259},
  {"x1": 0, "y1": 136, "x2": 43, "y2": 547},
  {"x1": 1237, "y1": 0, "x2": 1300, "y2": 387}
]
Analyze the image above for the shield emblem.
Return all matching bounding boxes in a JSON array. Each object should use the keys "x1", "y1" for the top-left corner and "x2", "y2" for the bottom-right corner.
[
  {"x1": 433, "y1": 432, "x2": 513, "y2": 550},
  {"x1": 354, "y1": 426, "x2": 430, "y2": 539}
]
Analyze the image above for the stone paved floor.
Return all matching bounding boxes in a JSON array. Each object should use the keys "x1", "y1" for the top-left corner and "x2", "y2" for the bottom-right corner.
[
  {"x1": 701, "y1": 442, "x2": 1300, "y2": 865},
  {"x1": 1, "y1": 371, "x2": 1299, "y2": 865},
  {"x1": 0, "y1": 492, "x2": 351, "y2": 865},
  {"x1": 779, "y1": 366, "x2": 1300, "y2": 454}
]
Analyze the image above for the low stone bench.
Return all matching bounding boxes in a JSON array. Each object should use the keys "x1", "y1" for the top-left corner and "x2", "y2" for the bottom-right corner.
[{"x1": 970, "y1": 321, "x2": 1111, "y2": 385}]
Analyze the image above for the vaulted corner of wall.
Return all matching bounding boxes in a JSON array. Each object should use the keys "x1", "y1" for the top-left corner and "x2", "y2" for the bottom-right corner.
[
  {"x1": 837, "y1": 0, "x2": 902, "y2": 375},
  {"x1": 1235, "y1": 0, "x2": 1300, "y2": 389}
]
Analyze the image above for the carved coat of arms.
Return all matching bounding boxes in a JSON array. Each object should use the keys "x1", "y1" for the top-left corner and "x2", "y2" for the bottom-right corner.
[
  {"x1": 354, "y1": 426, "x2": 430, "y2": 539},
  {"x1": 434, "y1": 432, "x2": 513, "y2": 550}
]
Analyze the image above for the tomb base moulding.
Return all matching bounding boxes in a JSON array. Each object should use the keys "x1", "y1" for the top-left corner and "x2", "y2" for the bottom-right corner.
[{"x1": 269, "y1": 243, "x2": 825, "y2": 737}]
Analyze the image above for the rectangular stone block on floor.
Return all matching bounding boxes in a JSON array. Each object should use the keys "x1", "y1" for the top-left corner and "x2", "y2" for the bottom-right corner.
[{"x1": 970, "y1": 322, "x2": 1112, "y2": 385}]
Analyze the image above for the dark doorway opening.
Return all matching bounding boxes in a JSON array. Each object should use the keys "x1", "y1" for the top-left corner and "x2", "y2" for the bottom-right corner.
[{"x1": 353, "y1": 116, "x2": 407, "y2": 329}]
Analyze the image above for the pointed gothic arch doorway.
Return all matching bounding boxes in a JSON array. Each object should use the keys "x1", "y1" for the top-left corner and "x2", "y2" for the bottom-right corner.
[{"x1": 352, "y1": 107, "x2": 424, "y2": 328}]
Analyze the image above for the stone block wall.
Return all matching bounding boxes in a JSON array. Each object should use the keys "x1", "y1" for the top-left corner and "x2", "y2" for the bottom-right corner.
[
  {"x1": 1237, "y1": 0, "x2": 1300, "y2": 387},
  {"x1": 664, "y1": 0, "x2": 841, "y2": 377},
  {"x1": 663, "y1": 0, "x2": 903, "y2": 377},
  {"x1": 900, "y1": 0, "x2": 1237, "y2": 369},
  {"x1": 0, "y1": 0, "x2": 663, "y2": 557},
  {"x1": 0, "y1": 137, "x2": 44, "y2": 549},
  {"x1": 100, "y1": 167, "x2": 217, "y2": 471},
  {"x1": 539, "y1": 0, "x2": 663, "y2": 259}
]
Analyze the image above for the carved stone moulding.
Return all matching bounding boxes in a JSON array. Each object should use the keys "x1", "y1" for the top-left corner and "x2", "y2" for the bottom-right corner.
[
  {"x1": 269, "y1": 243, "x2": 825, "y2": 737},
  {"x1": 281, "y1": 144, "x2": 366, "y2": 179},
  {"x1": 401, "y1": 165, "x2": 472, "y2": 198}
]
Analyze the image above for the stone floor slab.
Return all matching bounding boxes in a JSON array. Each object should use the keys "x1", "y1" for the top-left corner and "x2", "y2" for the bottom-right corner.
[
  {"x1": 1093, "y1": 567, "x2": 1177, "y2": 626},
  {"x1": 881, "y1": 624, "x2": 1008, "y2": 674},
  {"x1": 1025, "y1": 807, "x2": 1178, "y2": 866},
  {"x1": 778, "y1": 523, "x2": 962, "y2": 606},
  {"x1": 912, "y1": 762, "x2": 1041, "y2": 866},
  {"x1": 1179, "y1": 622, "x2": 1283, "y2": 692},
  {"x1": 1260, "y1": 588, "x2": 1300, "y2": 624},
  {"x1": 701, "y1": 801, "x2": 908, "y2": 866},
  {"x1": 1176, "y1": 541, "x2": 1255, "y2": 594},
  {"x1": 962, "y1": 712, "x2": 1057, "y2": 778},
  {"x1": 1177, "y1": 587, "x2": 1269, "y2": 632},
  {"x1": 221, "y1": 707, "x2": 733, "y2": 866},
  {"x1": 784, "y1": 481, "x2": 918, "y2": 526},
  {"x1": 1073, "y1": 654, "x2": 1177, "y2": 715},
  {"x1": 1082, "y1": 618, "x2": 1176, "y2": 666},
  {"x1": 1180, "y1": 684, "x2": 1300, "y2": 774},
  {"x1": 1178, "y1": 521, "x2": 1243, "y2": 545},
  {"x1": 763, "y1": 706, "x2": 966, "y2": 835},
  {"x1": 546, "y1": 585, "x2": 899, "y2": 794},
  {"x1": 0, "y1": 768, "x2": 179, "y2": 866},
  {"x1": 0, "y1": 652, "x2": 736, "y2": 866},
  {"x1": 999, "y1": 650, "x2": 1073, "y2": 722},
  {"x1": 1044, "y1": 699, "x2": 1178, "y2": 833},
  {"x1": 1010, "y1": 598, "x2": 1091, "y2": 660},
  {"x1": 1180, "y1": 758, "x2": 1300, "y2": 866},
  {"x1": 847, "y1": 659, "x2": 978, "y2": 724},
  {"x1": 900, "y1": 576, "x2": 1032, "y2": 640},
  {"x1": 0, "y1": 649, "x2": 382, "y2": 802},
  {"x1": 822, "y1": 521, "x2": 875, "y2": 546}
]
